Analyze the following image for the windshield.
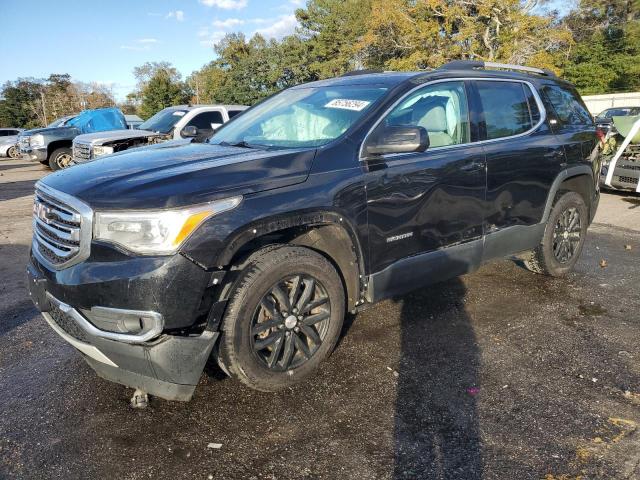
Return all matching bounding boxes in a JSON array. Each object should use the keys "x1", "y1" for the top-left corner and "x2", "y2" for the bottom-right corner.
[
  {"x1": 210, "y1": 86, "x2": 388, "y2": 149},
  {"x1": 139, "y1": 108, "x2": 188, "y2": 134}
]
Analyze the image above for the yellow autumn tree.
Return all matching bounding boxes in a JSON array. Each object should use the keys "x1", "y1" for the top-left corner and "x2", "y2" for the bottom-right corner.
[{"x1": 358, "y1": 0, "x2": 574, "y2": 74}]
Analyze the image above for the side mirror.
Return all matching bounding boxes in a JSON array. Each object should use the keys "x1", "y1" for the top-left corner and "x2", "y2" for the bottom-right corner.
[
  {"x1": 364, "y1": 125, "x2": 429, "y2": 157},
  {"x1": 180, "y1": 126, "x2": 199, "y2": 138}
]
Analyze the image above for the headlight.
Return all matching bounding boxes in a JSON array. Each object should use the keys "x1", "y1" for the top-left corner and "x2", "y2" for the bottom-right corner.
[
  {"x1": 93, "y1": 145, "x2": 114, "y2": 157},
  {"x1": 94, "y1": 196, "x2": 242, "y2": 254},
  {"x1": 30, "y1": 134, "x2": 44, "y2": 146}
]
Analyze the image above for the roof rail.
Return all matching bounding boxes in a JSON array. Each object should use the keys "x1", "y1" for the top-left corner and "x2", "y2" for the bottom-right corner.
[
  {"x1": 439, "y1": 60, "x2": 556, "y2": 77},
  {"x1": 341, "y1": 69, "x2": 384, "y2": 77}
]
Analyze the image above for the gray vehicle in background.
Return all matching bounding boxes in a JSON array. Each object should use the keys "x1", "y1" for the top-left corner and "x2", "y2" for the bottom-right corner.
[
  {"x1": 0, "y1": 128, "x2": 24, "y2": 158},
  {"x1": 595, "y1": 106, "x2": 640, "y2": 133},
  {"x1": 19, "y1": 108, "x2": 127, "y2": 170},
  {"x1": 72, "y1": 104, "x2": 247, "y2": 165}
]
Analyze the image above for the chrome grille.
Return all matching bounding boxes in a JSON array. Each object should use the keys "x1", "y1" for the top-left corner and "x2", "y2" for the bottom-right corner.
[
  {"x1": 32, "y1": 184, "x2": 92, "y2": 270},
  {"x1": 72, "y1": 142, "x2": 92, "y2": 162}
]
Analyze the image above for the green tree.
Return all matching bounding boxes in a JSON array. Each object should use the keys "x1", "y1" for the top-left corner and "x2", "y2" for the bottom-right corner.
[
  {"x1": 296, "y1": 0, "x2": 372, "y2": 77},
  {"x1": 358, "y1": 0, "x2": 573, "y2": 73},
  {"x1": 0, "y1": 79, "x2": 42, "y2": 128},
  {"x1": 134, "y1": 63, "x2": 191, "y2": 119},
  {"x1": 190, "y1": 33, "x2": 315, "y2": 106},
  {"x1": 564, "y1": 0, "x2": 640, "y2": 94}
]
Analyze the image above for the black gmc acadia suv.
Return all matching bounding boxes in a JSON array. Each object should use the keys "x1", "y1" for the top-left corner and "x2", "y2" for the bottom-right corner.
[{"x1": 27, "y1": 61, "x2": 600, "y2": 402}]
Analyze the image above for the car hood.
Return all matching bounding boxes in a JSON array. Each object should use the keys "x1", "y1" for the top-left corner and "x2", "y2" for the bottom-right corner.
[
  {"x1": 41, "y1": 142, "x2": 316, "y2": 209},
  {"x1": 74, "y1": 129, "x2": 161, "y2": 144},
  {"x1": 22, "y1": 126, "x2": 78, "y2": 136}
]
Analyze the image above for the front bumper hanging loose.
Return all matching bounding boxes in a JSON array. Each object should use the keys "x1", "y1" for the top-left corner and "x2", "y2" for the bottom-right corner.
[{"x1": 27, "y1": 259, "x2": 220, "y2": 401}]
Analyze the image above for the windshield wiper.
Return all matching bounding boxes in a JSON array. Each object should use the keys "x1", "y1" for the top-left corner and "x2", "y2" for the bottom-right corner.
[{"x1": 218, "y1": 140, "x2": 265, "y2": 149}]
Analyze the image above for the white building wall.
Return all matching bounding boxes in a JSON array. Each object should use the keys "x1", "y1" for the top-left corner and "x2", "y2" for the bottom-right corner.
[{"x1": 582, "y1": 92, "x2": 640, "y2": 115}]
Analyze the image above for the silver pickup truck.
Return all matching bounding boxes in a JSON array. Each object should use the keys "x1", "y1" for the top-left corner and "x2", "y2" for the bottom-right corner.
[
  {"x1": 72, "y1": 104, "x2": 247, "y2": 165},
  {"x1": 19, "y1": 110, "x2": 127, "y2": 170}
]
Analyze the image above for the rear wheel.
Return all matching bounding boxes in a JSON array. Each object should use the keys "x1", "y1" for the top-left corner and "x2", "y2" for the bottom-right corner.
[
  {"x1": 49, "y1": 147, "x2": 73, "y2": 170},
  {"x1": 219, "y1": 245, "x2": 345, "y2": 392},
  {"x1": 524, "y1": 191, "x2": 588, "y2": 277}
]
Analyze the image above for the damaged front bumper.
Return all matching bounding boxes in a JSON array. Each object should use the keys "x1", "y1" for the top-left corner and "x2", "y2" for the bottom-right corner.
[
  {"x1": 21, "y1": 146, "x2": 47, "y2": 162},
  {"x1": 26, "y1": 257, "x2": 221, "y2": 401},
  {"x1": 600, "y1": 161, "x2": 640, "y2": 192}
]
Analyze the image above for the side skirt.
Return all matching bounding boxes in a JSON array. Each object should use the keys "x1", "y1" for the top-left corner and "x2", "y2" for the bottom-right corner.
[
  {"x1": 365, "y1": 222, "x2": 546, "y2": 303},
  {"x1": 365, "y1": 239, "x2": 483, "y2": 303}
]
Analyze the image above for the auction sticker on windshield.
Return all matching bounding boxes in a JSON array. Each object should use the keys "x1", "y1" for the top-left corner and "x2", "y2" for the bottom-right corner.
[{"x1": 325, "y1": 99, "x2": 371, "y2": 111}]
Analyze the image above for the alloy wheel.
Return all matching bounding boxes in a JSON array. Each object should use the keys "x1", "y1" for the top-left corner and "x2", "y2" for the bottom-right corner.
[
  {"x1": 251, "y1": 274, "x2": 331, "y2": 371},
  {"x1": 552, "y1": 207, "x2": 581, "y2": 264},
  {"x1": 7, "y1": 146, "x2": 18, "y2": 158},
  {"x1": 55, "y1": 153, "x2": 73, "y2": 169}
]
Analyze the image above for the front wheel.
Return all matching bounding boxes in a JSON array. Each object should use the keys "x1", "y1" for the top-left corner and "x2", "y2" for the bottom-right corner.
[
  {"x1": 219, "y1": 245, "x2": 345, "y2": 392},
  {"x1": 7, "y1": 145, "x2": 18, "y2": 158},
  {"x1": 49, "y1": 147, "x2": 73, "y2": 170},
  {"x1": 524, "y1": 191, "x2": 588, "y2": 277}
]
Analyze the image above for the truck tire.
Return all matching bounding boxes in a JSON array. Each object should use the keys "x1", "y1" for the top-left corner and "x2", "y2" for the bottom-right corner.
[
  {"x1": 49, "y1": 147, "x2": 73, "y2": 170},
  {"x1": 524, "y1": 191, "x2": 588, "y2": 277},
  {"x1": 218, "y1": 245, "x2": 345, "y2": 392}
]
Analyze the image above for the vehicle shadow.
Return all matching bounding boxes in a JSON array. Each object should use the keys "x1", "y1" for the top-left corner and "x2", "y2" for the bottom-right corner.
[
  {"x1": 0, "y1": 179, "x2": 39, "y2": 201},
  {"x1": 393, "y1": 277, "x2": 482, "y2": 479},
  {"x1": 0, "y1": 162, "x2": 32, "y2": 172}
]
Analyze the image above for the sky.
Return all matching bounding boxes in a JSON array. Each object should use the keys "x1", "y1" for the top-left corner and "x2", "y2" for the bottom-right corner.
[
  {"x1": 0, "y1": 0, "x2": 305, "y2": 100},
  {"x1": 0, "y1": 0, "x2": 575, "y2": 102}
]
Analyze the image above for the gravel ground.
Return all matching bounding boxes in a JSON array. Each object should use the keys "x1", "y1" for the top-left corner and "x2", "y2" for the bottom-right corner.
[{"x1": 0, "y1": 158, "x2": 639, "y2": 479}]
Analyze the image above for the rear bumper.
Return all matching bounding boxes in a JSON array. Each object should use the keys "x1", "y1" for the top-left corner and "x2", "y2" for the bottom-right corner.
[{"x1": 27, "y1": 256, "x2": 221, "y2": 401}]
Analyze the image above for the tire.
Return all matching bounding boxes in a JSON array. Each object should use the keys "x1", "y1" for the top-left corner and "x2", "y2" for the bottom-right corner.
[
  {"x1": 219, "y1": 245, "x2": 345, "y2": 392},
  {"x1": 7, "y1": 146, "x2": 18, "y2": 159},
  {"x1": 49, "y1": 147, "x2": 73, "y2": 170},
  {"x1": 524, "y1": 191, "x2": 588, "y2": 277}
]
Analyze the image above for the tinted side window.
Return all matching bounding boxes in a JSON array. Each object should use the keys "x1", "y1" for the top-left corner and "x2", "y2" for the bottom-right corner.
[
  {"x1": 0, "y1": 131, "x2": 8, "y2": 137},
  {"x1": 542, "y1": 85, "x2": 592, "y2": 126},
  {"x1": 188, "y1": 111, "x2": 224, "y2": 129},
  {"x1": 228, "y1": 110, "x2": 243, "y2": 119},
  {"x1": 382, "y1": 81, "x2": 470, "y2": 148},
  {"x1": 476, "y1": 81, "x2": 535, "y2": 140}
]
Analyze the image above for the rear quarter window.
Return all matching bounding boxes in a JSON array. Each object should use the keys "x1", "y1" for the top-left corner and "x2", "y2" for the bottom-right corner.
[{"x1": 542, "y1": 85, "x2": 593, "y2": 126}]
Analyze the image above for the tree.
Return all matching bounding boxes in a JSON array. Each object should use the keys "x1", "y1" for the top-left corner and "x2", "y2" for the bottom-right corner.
[
  {"x1": 564, "y1": 0, "x2": 640, "y2": 94},
  {"x1": 0, "y1": 79, "x2": 42, "y2": 128},
  {"x1": 357, "y1": 0, "x2": 573, "y2": 73},
  {"x1": 296, "y1": 0, "x2": 372, "y2": 77},
  {"x1": 131, "y1": 62, "x2": 191, "y2": 119},
  {"x1": 190, "y1": 32, "x2": 315, "y2": 106},
  {"x1": 137, "y1": 67, "x2": 191, "y2": 119}
]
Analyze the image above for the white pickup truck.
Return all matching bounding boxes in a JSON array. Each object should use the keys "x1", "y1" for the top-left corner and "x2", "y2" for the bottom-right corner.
[{"x1": 71, "y1": 104, "x2": 247, "y2": 165}]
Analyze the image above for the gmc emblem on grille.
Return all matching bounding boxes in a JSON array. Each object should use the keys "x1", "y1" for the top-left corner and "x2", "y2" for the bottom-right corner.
[{"x1": 35, "y1": 203, "x2": 53, "y2": 224}]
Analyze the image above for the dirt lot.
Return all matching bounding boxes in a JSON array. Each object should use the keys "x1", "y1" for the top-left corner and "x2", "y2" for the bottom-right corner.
[{"x1": 1, "y1": 157, "x2": 639, "y2": 479}]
